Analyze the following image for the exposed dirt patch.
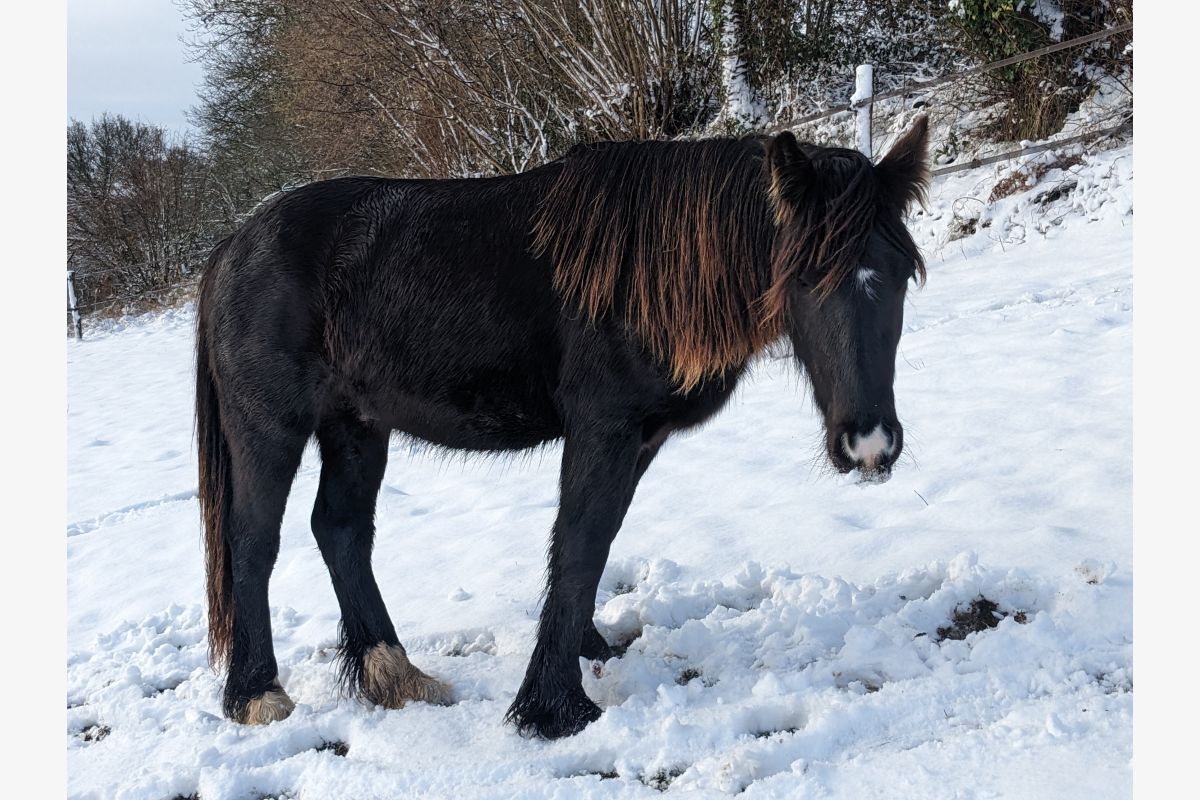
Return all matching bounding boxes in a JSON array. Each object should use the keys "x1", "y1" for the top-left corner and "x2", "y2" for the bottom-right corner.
[
  {"x1": 315, "y1": 740, "x2": 349, "y2": 757},
  {"x1": 80, "y1": 724, "x2": 111, "y2": 743},
  {"x1": 754, "y1": 726, "x2": 798, "y2": 739},
  {"x1": 643, "y1": 767, "x2": 686, "y2": 792},
  {"x1": 148, "y1": 678, "x2": 186, "y2": 696},
  {"x1": 1033, "y1": 180, "x2": 1078, "y2": 206},
  {"x1": 608, "y1": 627, "x2": 642, "y2": 658},
  {"x1": 1096, "y1": 669, "x2": 1132, "y2": 695},
  {"x1": 936, "y1": 597, "x2": 1028, "y2": 641},
  {"x1": 573, "y1": 769, "x2": 619, "y2": 781},
  {"x1": 947, "y1": 215, "x2": 978, "y2": 241},
  {"x1": 988, "y1": 154, "x2": 1084, "y2": 203}
]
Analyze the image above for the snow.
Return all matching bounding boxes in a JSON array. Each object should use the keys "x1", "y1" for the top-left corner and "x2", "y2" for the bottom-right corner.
[
  {"x1": 67, "y1": 142, "x2": 1132, "y2": 799},
  {"x1": 1029, "y1": 1, "x2": 1066, "y2": 41}
]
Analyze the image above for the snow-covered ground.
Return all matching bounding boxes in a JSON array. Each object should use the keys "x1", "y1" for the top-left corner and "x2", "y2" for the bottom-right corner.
[{"x1": 67, "y1": 142, "x2": 1132, "y2": 800}]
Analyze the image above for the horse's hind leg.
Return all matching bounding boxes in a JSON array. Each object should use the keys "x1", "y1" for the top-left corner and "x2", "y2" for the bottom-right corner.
[
  {"x1": 311, "y1": 411, "x2": 452, "y2": 709},
  {"x1": 222, "y1": 424, "x2": 309, "y2": 724}
]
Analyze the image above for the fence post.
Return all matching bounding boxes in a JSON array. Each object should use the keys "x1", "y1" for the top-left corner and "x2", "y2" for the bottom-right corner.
[
  {"x1": 67, "y1": 270, "x2": 83, "y2": 341},
  {"x1": 852, "y1": 63, "x2": 873, "y2": 158}
]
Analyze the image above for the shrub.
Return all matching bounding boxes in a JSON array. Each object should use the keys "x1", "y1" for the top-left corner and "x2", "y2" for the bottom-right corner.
[{"x1": 947, "y1": 0, "x2": 1131, "y2": 141}]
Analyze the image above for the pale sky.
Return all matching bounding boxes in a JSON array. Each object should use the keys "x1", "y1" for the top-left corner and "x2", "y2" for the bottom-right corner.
[{"x1": 68, "y1": 0, "x2": 204, "y2": 134}]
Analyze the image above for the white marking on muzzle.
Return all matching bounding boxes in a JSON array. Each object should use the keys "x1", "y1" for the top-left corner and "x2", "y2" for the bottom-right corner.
[{"x1": 841, "y1": 424, "x2": 895, "y2": 468}]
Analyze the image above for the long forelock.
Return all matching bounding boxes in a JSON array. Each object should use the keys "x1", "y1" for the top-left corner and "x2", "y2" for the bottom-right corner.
[
  {"x1": 877, "y1": 209, "x2": 928, "y2": 289},
  {"x1": 762, "y1": 148, "x2": 883, "y2": 319}
]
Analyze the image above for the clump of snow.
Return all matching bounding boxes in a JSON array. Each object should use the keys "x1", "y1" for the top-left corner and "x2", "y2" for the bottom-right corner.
[{"x1": 1029, "y1": 1, "x2": 1066, "y2": 41}]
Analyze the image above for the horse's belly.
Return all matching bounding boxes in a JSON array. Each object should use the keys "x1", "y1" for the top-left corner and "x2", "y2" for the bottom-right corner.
[{"x1": 370, "y1": 376, "x2": 563, "y2": 452}]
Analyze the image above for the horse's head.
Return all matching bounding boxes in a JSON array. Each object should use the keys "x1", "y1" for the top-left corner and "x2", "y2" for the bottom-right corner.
[{"x1": 763, "y1": 116, "x2": 929, "y2": 479}]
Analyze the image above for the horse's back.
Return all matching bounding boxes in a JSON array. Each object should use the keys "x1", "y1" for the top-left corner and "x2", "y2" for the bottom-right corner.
[{"x1": 201, "y1": 170, "x2": 566, "y2": 450}]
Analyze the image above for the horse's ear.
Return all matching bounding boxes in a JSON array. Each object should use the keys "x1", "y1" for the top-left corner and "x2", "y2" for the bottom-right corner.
[
  {"x1": 875, "y1": 115, "x2": 930, "y2": 212},
  {"x1": 766, "y1": 131, "x2": 814, "y2": 219}
]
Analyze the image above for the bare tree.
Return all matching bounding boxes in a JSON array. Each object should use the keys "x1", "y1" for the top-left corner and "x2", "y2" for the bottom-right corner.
[
  {"x1": 249, "y1": 1, "x2": 720, "y2": 178},
  {"x1": 67, "y1": 115, "x2": 213, "y2": 308},
  {"x1": 185, "y1": 0, "x2": 310, "y2": 226},
  {"x1": 180, "y1": 0, "x2": 1125, "y2": 192}
]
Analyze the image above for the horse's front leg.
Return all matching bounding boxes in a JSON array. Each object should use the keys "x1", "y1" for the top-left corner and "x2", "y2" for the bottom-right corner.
[{"x1": 506, "y1": 421, "x2": 644, "y2": 739}]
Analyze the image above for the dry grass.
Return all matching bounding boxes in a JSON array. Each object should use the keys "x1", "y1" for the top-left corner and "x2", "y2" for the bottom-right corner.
[{"x1": 987, "y1": 153, "x2": 1083, "y2": 203}]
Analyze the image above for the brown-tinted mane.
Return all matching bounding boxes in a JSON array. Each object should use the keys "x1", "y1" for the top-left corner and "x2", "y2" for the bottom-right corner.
[
  {"x1": 532, "y1": 138, "x2": 907, "y2": 391},
  {"x1": 533, "y1": 139, "x2": 777, "y2": 391}
]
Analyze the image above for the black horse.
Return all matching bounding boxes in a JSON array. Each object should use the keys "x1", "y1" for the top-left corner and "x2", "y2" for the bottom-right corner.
[{"x1": 195, "y1": 117, "x2": 930, "y2": 739}]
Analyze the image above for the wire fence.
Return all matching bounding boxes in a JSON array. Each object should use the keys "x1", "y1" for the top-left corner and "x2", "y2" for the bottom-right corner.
[
  {"x1": 764, "y1": 22, "x2": 1132, "y2": 135},
  {"x1": 74, "y1": 276, "x2": 200, "y2": 314},
  {"x1": 68, "y1": 23, "x2": 1132, "y2": 338},
  {"x1": 761, "y1": 22, "x2": 1132, "y2": 195},
  {"x1": 930, "y1": 119, "x2": 1131, "y2": 178},
  {"x1": 66, "y1": 247, "x2": 211, "y2": 337},
  {"x1": 69, "y1": 254, "x2": 210, "y2": 281}
]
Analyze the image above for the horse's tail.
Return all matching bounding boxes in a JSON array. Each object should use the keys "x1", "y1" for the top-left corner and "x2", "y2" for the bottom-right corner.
[{"x1": 196, "y1": 236, "x2": 235, "y2": 669}]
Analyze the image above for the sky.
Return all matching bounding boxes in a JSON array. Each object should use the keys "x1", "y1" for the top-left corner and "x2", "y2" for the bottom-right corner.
[{"x1": 68, "y1": 0, "x2": 204, "y2": 134}]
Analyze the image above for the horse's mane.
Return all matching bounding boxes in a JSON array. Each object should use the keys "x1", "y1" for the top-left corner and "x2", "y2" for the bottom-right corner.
[{"x1": 531, "y1": 137, "x2": 898, "y2": 391}]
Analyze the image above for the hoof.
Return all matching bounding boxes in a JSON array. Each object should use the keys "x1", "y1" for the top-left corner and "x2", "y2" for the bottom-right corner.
[
  {"x1": 506, "y1": 687, "x2": 602, "y2": 740},
  {"x1": 235, "y1": 678, "x2": 295, "y2": 725},
  {"x1": 580, "y1": 626, "x2": 615, "y2": 662},
  {"x1": 361, "y1": 643, "x2": 454, "y2": 708}
]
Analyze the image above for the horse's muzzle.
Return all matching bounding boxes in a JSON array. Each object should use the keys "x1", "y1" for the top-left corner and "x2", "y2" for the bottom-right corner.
[{"x1": 827, "y1": 421, "x2": 901, "y2": 477}]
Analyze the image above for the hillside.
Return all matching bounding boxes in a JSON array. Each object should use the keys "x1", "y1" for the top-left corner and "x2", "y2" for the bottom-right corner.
[{"x1": 67, "y1": 137, "x2": 1132, "y2": 800}]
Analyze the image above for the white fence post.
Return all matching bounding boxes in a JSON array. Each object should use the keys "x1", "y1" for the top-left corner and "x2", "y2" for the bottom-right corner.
[
  {"x1": 852, "y1": 63, "x2": 873, "y2": 158},
  {"x1": 67, "y1": 270, "x2": 83, "y2": 340}
]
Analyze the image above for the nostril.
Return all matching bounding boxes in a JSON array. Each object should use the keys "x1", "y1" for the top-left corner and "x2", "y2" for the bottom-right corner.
[{"x1": 840, "y1": 432, "x2": 854, "y2": 461}]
